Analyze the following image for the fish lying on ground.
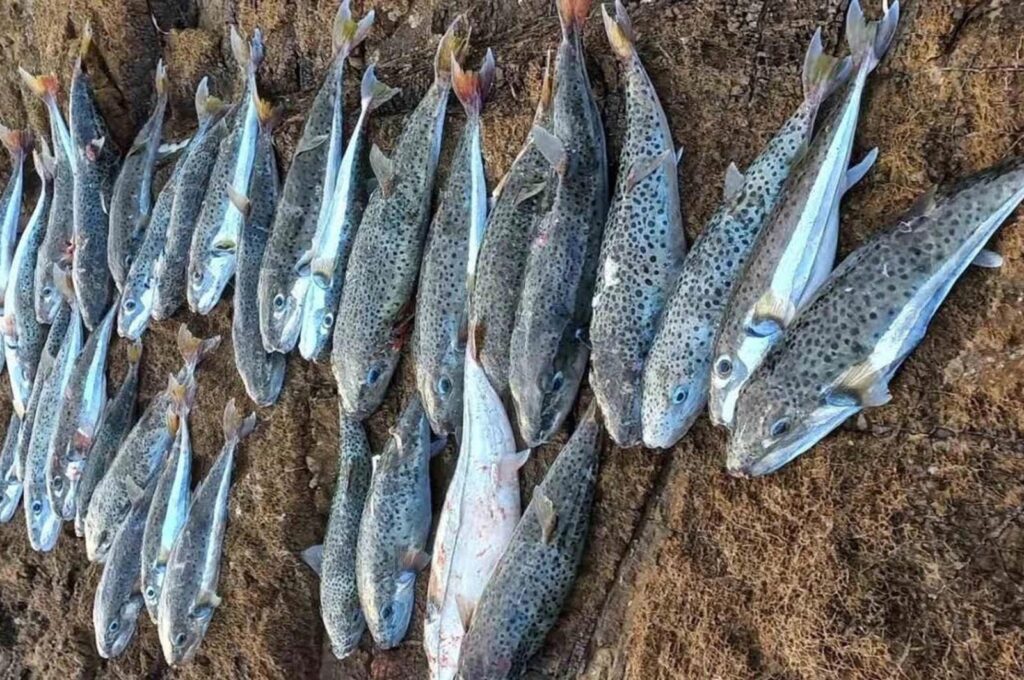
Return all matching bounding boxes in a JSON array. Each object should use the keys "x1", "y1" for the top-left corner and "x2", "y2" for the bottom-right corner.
[
  {"x1": 470, "y1": 53, "x2": 554, "y2": 398},
  {"x1": 152, "y1": 82, "x2": 229, "y2": 319},
  {"x1": 589, "y1": 0, "x2": 685, "y2": 447},
  {"x1": 413, "y1": 50, "x2": 494, "y2": 436},
  {"x1": 356, "y1": 395, "x2": 433, "y2": 649},
  {"x1": 729, "y1": 157, "x2": 1024, "y2": 477},
  {"x1": 70, "y1": 21, "x2": 120, "y2": 330},
  {"x1": 302, "y1": 411, "x2": 372, "y2": 659},
  {"x1": 158, "y1": 400, "x2": 256, "y2": 666},
  {"x1": 458, "y1": 401, "x2": 601, "y2": 680},
  {"x1": 298, "y1": 64, "x2": 399, "y2": 362},
  {"x1": 0, "y1": 415, "x2": 22, "y2": 523},
  {"x1": 187, "y1": 26, "x2": 264, "y2": 315},
  {"x1": 332, "y1": 17, "x2": 468, "y2": 420},
  {"x1": 0, "y1": 126, "x2": 32, "y2": 339},
  {"x1": 4, "y1": 142, "x2": 55, "y2": 414},
  {"x1": 108, "y1": 61, "x2": 169, "y2": 290},
  {"x1": 640, "y1": 28, "x2": 851, "y2": 449},
  {"x1": 76, "y1": 340, "x2": 142, "y2": 537},
  {"x1": 709, "y1": 0, "x2": 898, "y2": 429},
  {"x1": 509, "y1": 0, "x2": 609, "y2": 446},
  {"x1": 260, "y1": 0, "x2": 375, "y2": 353},
  {"x1": 233, "y1": 99, "x2": 286, "y2": 406},
  {"x1": 85, "y1": 326, "x2": 219, "y2": 562}
]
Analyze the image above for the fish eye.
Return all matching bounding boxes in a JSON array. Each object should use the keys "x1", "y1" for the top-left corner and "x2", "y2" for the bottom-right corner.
[
  {"x1": 273, "y1": 293, "x2": 286, "y2": 311},
  {"x1": 174, "y1": 632, "x2": 187, "y2": 646},
  {"x1": 53, "y1": 477, "x2": 63, "y2": 492},
  {"x1": 30, "y1": 500, "x2": 42, "y2": 515},
  {"x1": 550, "y1": 371, "x2": 564, "y2": 392},
  {"x1": 191, "y1": 269, "x2": 203, "y2": 283},
  {"x1": 41, "y1": 286, "x2": 52, "y2": 300},
  {"x1": 122, "y1": 254, "x2": 131, "y2": 267},
  {"x1": 380, "y1": 604, "x2": 393, "y2": 621},
  {"x1": 714, "y1": 356, "x2": 733, "y2": 378},
  {"x1": 123, "y1": 299, "x2": 136, "y2": 313},
  {"x1": 366, "y1": 366, "x2": 381, "y2": 386},
  {"x1": 437, "y1": 376, "x2": 452, "y2": 396},
  {"x1": 321, "y1": 312, "x2": 333, "y2": 329},
  {"x1": 97, "y1": 530, "x2": 110, "y2": 550},
  {"x1": 769, "y1": 417, "x2": 792, "y2": 438},
  {"x1": 145, "y1": 586, "x2": 156, "y2": 600},
  {"x1": 107, "y1": 619, "x2": 120, "y2": 633},
  {"x1": 671, "y1": 385, "x2": 688, "y2": 405}
]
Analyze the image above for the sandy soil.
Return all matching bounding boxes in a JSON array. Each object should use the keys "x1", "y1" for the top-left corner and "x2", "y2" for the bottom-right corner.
[{"x1": 0, "y1": 0, "x2": 1021, "y2": 678}]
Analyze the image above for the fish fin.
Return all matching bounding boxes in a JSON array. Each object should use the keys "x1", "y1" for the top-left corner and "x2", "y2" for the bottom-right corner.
[
  {"x1": 846, "y1": 0, "x2": 900, "y2": 73},
  {"x1": 194, "y1": 76, "x2": 226, "y2": 123},
  {"x1": 724, "y1": 162, "x2": 745, "y2": 201},
  {"x1": 495, "y1": 449, "x2": 530, "y2": 482},
  {"x1": 455, "y1": 594, "x2": 475, "y2": 632},
  {"x1": 557, "y1": 0, "x2": 592, "y2": 37},
  {"x1": 400, "y1": 547, "x2": 431, "y2": 572},
  {"x1": 32, "y1": 137, "x2": 56, "y2": 181},
  {"x1": 369, "y1": 144, "x2": 396, "y2": 197},
  {"x1": 625, "y1": 149, "x2": 674, "y2": 193},
  {"x1": 534, "y1": 49, "x2": 554, "y2": 120},
  {"x1": 254, "y1": 96, "x2": 278, "y2": 129},
  {"x1": 125, "y1": 477, "x2": 146, "y2": 505},
  {"x1": 451, "y1": 49, "x2": 496, "y2": 118},
  {"x1": 168, "y1": 373, "x2": 197, "y2": 414},
  {"x1": 530, "y1": 126, "x2": 567, "y2": 176},
  {"x1": 601, "y1": 0, "x2": 635, "y2": 60},
  {"x1": 537, "y1": 490, "x2": 558, "y2": 545},
  {"x1": 165, "y1": 409, "x2": 180, "y2": 438},
  {"x1": 972, "y1": 249, "x2": 1003, "y2": 268},
  {"x1": 18, "y1": 68, "x2": 59, "y2": 102},
  {"x1": 223, "y1": 399, "x2": 257, "y2": 444},
  {"x1": 360, "y1": 64, "x2": 400, "y2": 113},
  {"x1": 176, "y1": 325, "x2": 222, "y2": 371},
  {"x1": 515, "y1": 181, "x2": 547, "y2": 207},
  {"x1": 802, "y1": 27, "x2": 852, "y2": 105},
  {"x1": 903, "y1": 185, "x2": 939, "y2": 222},
  {"x1": 227, "y1": 186, "x2": 251, "y2": 219},
  {"x1": 301, "y1": 544, "x2": 324, "y2": 577},
  {"x1": 844, "y1": 147, "x2": 878, "y2": 192},
  {"x1": 366, "y1": 177, "x2": 379, "y2": 196},
  {"x1": 126, "y1": 339, "x2": 143, "y2": 364},
  {"x1": 468, "y1": 321, "x2": 486, "y2": 362},
  {"x1": 294, "y1": 248, "x2": 314, "y2": 277},
  {"x1": 748, "y1": 291, "x2": 795, "y2": 338},
  {"x1": 79, "y1": 20, "x2": 94, "y2": 59},
  {"x1": 826, "y1": 360, "x2": 891, "y2": 408},
  {"x1": 154, "y1": 58, "x2": 169, "y2": 97},
  {"x1": 296, "y1": 134, "x2": 329, "y2": 155},
  {"x1": 197, "y1": 589, "x2": 222, "y2": 610},
  {"x1": 332, "y1": 0, "x2": 375, "y2": 57},
  {"x1": 434, "y1": 15, "x2": 470, "y2": 85},
  {"x1": 0, "y1": 127, "x2": 32, "y2": 161},
  {"x1": 156, "y1": 138, "x2": 190, "y2": 161}
]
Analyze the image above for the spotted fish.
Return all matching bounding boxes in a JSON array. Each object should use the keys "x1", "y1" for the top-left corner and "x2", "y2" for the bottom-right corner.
[
  {"x1": 0, "y1": 126, "x2": 31, "y2": 334},
  {"x1": 640, "y1": 29, "x2": 851, "y2": 449},
  {"x1": 0, "y1": 414, "x2": 22, "y2": 524}
]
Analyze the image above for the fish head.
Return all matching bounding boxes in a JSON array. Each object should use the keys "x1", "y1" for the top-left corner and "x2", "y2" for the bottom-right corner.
[
  {"x1": 338, "y1": 344, "x2": 399, "y2": 420},
  {"x1": 260, "y1": 274, "x2": 306, "y2": 352},
  {"x1": 418, "y1": 350, "x2": 463, "y2": 437},
  {"x1": 118, "y1": 279, "x2": 154, "y2": 340},
  {"x1": 85, "y1": 507, "x2": 120, "y2": 562},
  {"x1": 512, "y1": 329, "x2": 589, "y2": 447},
  {"x1": 25, "y1": 486, "x2": 62, "y2": 551},
  {"x1": 324, "y1": 606, "x2": 366, "y2": 659},
  {"x1": 186, "y1": 250, "x2": 234, "y2": 315},
  {"x1": 297, "y1": 293, "x2": 334, "y2": 361},
  {"x1": 94, "y1": 589, "x2": 143, "y2": 659},
  {"x1": 365, "y1": 569, "x2": 417, "y2": 650},
  {"x1": 158, "y1": 597, "x2": 215, "y2": 666},
  {"x1": 0, "y1": 476, "x2": 22, "y2": 523},
  {"x1": 641, "y1": 357, "x2": 707, "y2": 450}
]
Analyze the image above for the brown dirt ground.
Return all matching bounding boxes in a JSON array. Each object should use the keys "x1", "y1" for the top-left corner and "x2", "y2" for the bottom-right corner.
[{"x1": 0, "y1": 0, "x2": 1022, "y2": 678}]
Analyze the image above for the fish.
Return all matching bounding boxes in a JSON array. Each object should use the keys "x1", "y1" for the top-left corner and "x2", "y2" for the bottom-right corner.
[
  {"x1": 0, "y1": 126, "x2": 32, "y2": 326},
  {"x1": 640, "y1": 29, "x2": 852, "y2": 449},
  {"x1": 588, "y1": 1, "x2": 686, "y2": 447},
  {"x1": 708, "y1": 0, "x2": 899, "y2": 429},
  {"x1": 469, "y1": 52, "x2": 554, "y2": 398},
  {"x1": 355, "y1": 395, "x2": 433, "y2": 649},
  {"x1": 108, "y1": 60, "x2": 169, "y2": 290},
  {"x1": 331, "y1": 17, "x2": 468, "y2": 420},
  {"x1": 186, "y1": 26, "x2": 265, "y2": 315},
  {"x1": 301, "y1": 410, "x2": 372, "y2": 659},
  {"x1": 259, "y1": 0, "x2": 375, "y2": 353},
  {"x1": 233, "y1": 99, "x2": 286, "y2": 407},
  {"x1": 509, "y1": 0, "x2": 609, "y2": 447},
  {"x1": 93, "y1": 471, "x2": 158, "y2": 659},
  {"x1": 729, "y1": 158, "x2": 1024, "y2": 477},
  {"x1": 457, "y1": 401, "x2": 600, "y2": 680},
  {"x1": 413, "y1": 50, "x2": 495, "y2": 436},
  {"x1": 0, "y1": 414, "x2": 23, "y2": 523},
  {"x1": 152, "y1": 81, "x2": 229, "y2": 320},
  {"x1": 158, "y1": 400, "x2": 256, "y2": 666},
  {"x1": 70, "y1": 21, "x2": 121, "y2": 330},
  {"x1": 46, "y1": 300, "x2": 117, "y2": 520},
  {"x1": 24, "y1": 272, "x2": 84, "y2": 551},
  {"x1": 3, "y1": 141, "x2": 55, "y2": 414},
  {"x1": 85, "y1": 326, "x2": 220, "y2": 562},
  {"x1": 141, "y1": 377, "x2": 195, "y2": 624},
  {"x1": 297, "y1": 64, "x2": 399, "y2": 362},
  {"x1": 76, "y1": 339, "x2": 142, "y2": 537}
]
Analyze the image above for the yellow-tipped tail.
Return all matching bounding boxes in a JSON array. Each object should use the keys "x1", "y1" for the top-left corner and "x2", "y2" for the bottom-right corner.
[
  {"x1": 0, "y1": 126, "x2": 33, "y2": 160},
  {"x1": 155, "y1": 59, "x2": 169, "y2": 96},
  {"x1": 536, "y1": 50, "x2": 554, "y2": 118},
  {"x1": 434, "y1": 15, "x2": 471, "y2": 84},
  {"x1": 79, "y1": 20, "x2": 93, "y2": 59},
  {"x1": 332, "y1": 0, "x2": 375, "y2": 57},
  {"x1": 126, "y1": 339, "x2": 143, "y2": 364},
  {"x1": 18, "y1": 68, "x2": 60, "y2": 101},
  {"x1": 602, "y1": 0, "x2": 635, "y2": 60}
]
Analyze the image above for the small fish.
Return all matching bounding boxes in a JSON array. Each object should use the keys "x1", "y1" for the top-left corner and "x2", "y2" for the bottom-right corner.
[
  {"x1": 186, "y1": 26, "x2": 265, "y2": 315},
  {"x1": 233, "y1": 100, "x2": 286, "y2": 406},
  {"x1": 158, "y1": 400, "x2": 255, "y2": 666},
  {"x1": 85, "y1": 326, "x2": 220, "y2": 562},
  {"x1": 259, "y1": 0, "x2": 375, "y2": 353},
  {"x1": 141, "y1": 377, "x2": 195, "y2": 624},
  {"x1": 70, "y1": 21, "x2": 121, "y2": 330},
  {"x1": 297, "y1": 64, "x2": 399, "y2": 362},
  {"x1": 709, "y1": 0, "x2": 898, "y2": 429},
  {"x1": 76, "y1": 340, "x2": 142, "y2": 537},
  {"x1": 355, "y1": 395, "x2": 433, "y2": 649},
  {"x1": 730, "y1": 158, "x2": 1024, "y2": 477},
  {"x1": 457, "y1": 401, "x2": 600, "y2": 680},
  {"x1": 301, "y1": 410, "x2": 372, "y2": 659},
  {"x1": 93, "y1": 472, "x2": 157, "y2": 659},
  {"x1": 20, "y1": 69, "x2": 75, "y2": 325},
  {"x1": 152, "y1": 81, "x2": 229, "y2": 320},
  {"x1": 413, "y1": 50, "x2": 495, "y2": 436},
  {"x1": 0, "y1": 414, "x2": 23, "y2": 523},
  {"x1": 641, "y1": 28, "x2": 851, "y2": 449},
  {"x1": 0, "y1": 126, "x2": 32, "y2": 322},
  {"x1": 470, "y1": 52, "x2": 554, "y2": 398},
  {"x1": 3, "y1": 141, "x2": 55, "y2": 414},
  {"x1": 108, "y1": 60, "x2": 169, "y2": 290},
  {"x1": 46, "y1": 303, "x2": 117, "y2": 519},
  {"x1": 589, "y1": 1, "x2": 686, "y2": 447},
  {"x1": 332, "y1": 17, "x2": 468, "y2": 420},
  {"x1": 509, "y1": 0, "x2": 609, "y2": 446}
]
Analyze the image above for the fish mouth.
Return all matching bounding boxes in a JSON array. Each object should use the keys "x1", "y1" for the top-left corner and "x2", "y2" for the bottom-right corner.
[{"x1": 28, "y1": 512, "x2": 61, "y2": 552}]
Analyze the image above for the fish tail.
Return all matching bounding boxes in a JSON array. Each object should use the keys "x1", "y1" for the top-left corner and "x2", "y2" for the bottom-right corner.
[
  {"x1": 32, "y1": 136, "x2": 55, "y2": 181},
  {"x1": 451, "y1": 48, "x2": 495, "y2": 119},
  {"x1": 176, "y1": 325, "x2": 222, "y2": 374},
  {"x1": 154, "y1": 59, "x2": 169, "y2": 99},
  {"x1": 534, "y1": 50, "x2": 554, "y2": 121},
  {"x1": 801, "y1": 28, "x2": 852, "y2": 105},
  {"x1": 230, "y1": 26, "x2": 264, "y2": 81},
  {"x1": 846, "y1": 0, "x2": 900, "y2": 73},
  {"x1": 79, "y1": 20, "x2": 93, "y2": 59},
  {"x1": 194, "y1": 76, "x2": 225, "y2": 124},
  {"x1": 126, "y1": 339, "x2": 143, "y2": 365},
  {"x1": 601, "y1": 0, "x2": 635, "y2": 60},
  {"x1": 360, "y1": 64, "x2": 400, "y2": 114},
  {"x1": 434, "y1": 15, "x2": 470, "y2": 86},
  {"x1": 168, "y1": 373, "x2": 198, "y2": 416},
  {"x1": 333, "y1": 0, "x2": 375, "y2": 58},
  {"x1": 18, "y1": 68, "x2": 60, "y2": 104},
  {"x1": 557, "y1": 0, "x2": 592, "y2": 37},
  {"x1": 222, "y1": 399, "x2": 257, "y2": 445},
  {"x1": 254, "y1": 95, "x2": 279, "y2": 131},
  {"x1": 0, "y1": 126, "x2": 33, "y2": 163}
]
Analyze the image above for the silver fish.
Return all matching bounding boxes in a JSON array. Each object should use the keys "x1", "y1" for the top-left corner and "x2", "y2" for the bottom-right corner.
[
  {"x1": 729, "y1": 159, "x2": 1024, "y2": 477},
  {"x1": 640, "y1": 29, "x2": 851, "y2": 449},
  {"x1": 158, "y1": 400, "x2": 255, "y2": 667},
  {"x1": 0, "y1": 414, "x2": 22, "y2": 523},
  {"x1": 0, "y1": 126, "x2": 31, "y2": 326},
  {"x1": 709, "y1": 0, "x2": 899, "y2": 429}
]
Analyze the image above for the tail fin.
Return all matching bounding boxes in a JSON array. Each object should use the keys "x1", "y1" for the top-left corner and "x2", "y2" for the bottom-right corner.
[
  {"x1": 360, "y1": 65, "x2": 401, "y2": 113},
  {"x1": 254, "y1": 96, "x2": 280, "y2": 132},
  {"x1": 168, "y1": 374, "x2": 197, "y2": 416},
  {"x1": 33, "y1": 136, "x2": 55, "y2": 181},
  {"x1": 533, "y1": 50, "x2": 554, "y2": 122},
  {"x1": 222, "y1": 399, "x2": 257, "y2": 445},
  {"x1": 0, "y1": 126, "x2": 33, "y2": 163},
  {"x1": 333, "y1": 0, "x2": 375, "y2": 58},
  {"x1": 434, "y1": 15, "x2": 470, "y2": 85},
  {"x1": 154, "y1": 59, "x2": 169, "y2": 99},
  {"x1": 194, "y1": 76, "x2": 226, "y2": 125},
  {"x1": 846, "y1": 0, "x2": 900, "y2": 73},
  {"x1": 18, "y1": 68, "x2": 60, "y2": 104},
  {"x1": 126, "y1": 339, "x2": 143, "y2": 365},
  {"x1": 230, "y1": 26, "x2": 265, "y2": 80},
  {"x1": 79, "y1": 20, "x2": 94, "y2": 60},
  {"x1": 451, "y1": 49, "x2": 495, "y2": 118},
  {"x1": 176, "y1": 325, "x2": 222, "y2": 372},
  {"x1": 602, "y1": 0, "x2": 635, "y2": 60},
  {"x1": 802, "y1": 28, "x2": 852, "y2": 104},
  {"x1": 557, "y1": 0, "x2": 592, "y2": 37}
]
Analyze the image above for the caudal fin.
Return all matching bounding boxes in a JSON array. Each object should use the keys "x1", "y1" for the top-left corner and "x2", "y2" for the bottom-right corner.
[
  {"x1": 360, "y1": 64, "x2": 400, "y2": 113},
  {"x1": 33, "y1": 136, "x2": 55, "y2": 181},
  {"x1": 451, "y1": 49, "x2": 495, "y2": 118},
  {"x1": 18, "y1": 68, "x2": 59, "y2": 104},
  {"x1": 434, "y1": 15, "x2": 470, "y2": 85},
  {"x1": 802, "y1": 28, "x2": 852, "y2": 104},
  {"x1": 194, "y1": 76, "x2": 226, "y2": 125},
  {"x1": 534, "y1": 50, "x2": 554, "y2": 122},
  {"x1": 230, "y1": 26, "x2": 265, "y2": 81},
  {"x1": 176, "y1": 325, "x2": 221, "y2": 373},
  {"x1": 846, "y1": 0, "x2": 900, "y2": 73},
  {"x1": 602, "y1": 0, "x2": 635, "y2": 60},
  {"x1": 222, "y1": 399, "x2": 257, "y2": 445},
  {"x1": 557, "y1": 0, "x2": 593, "y2": 37},
  {"x1": 0, "y1": 126, "x2": 33, "y2": 163},
  {"x1": 126, "y1": 339, "x2": 143, "y2": 365},
  {"x1": 333, "y1": 0, "x2": 375, "y2": 58}
]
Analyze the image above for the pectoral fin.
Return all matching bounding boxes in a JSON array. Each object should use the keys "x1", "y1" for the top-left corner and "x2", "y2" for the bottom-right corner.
[
  {"x1": 530, "y1": 126, "x2": 567, "y2": 175},
  {"x1": 825, "y1": 361, "x2": 892, "y2": 408},
  {"x1": 972, "y1": 249, "x2": 1003, "y2": 268},
  {"x1": 227, "y1": 186, "x2": 251, "y2": 218},
  {"x1": 724, "y1": 162, "x2": 745, "y2": 201},
  {"x1": 301, "y1": 544, "x2": 324, "y2": 577},
  {"x1": 537, "y1": 491, "x2": 558, "y2": 545},
  {"x1": 844, "y1": 147, "x2": 878, "y2": 192},
  {"x1": 515, "y1": 181, "x2": 547, "y2": 207},
  {"x1": 400, "y1": 547, "x2": 431, "y2": 572},
  {"x1": 296, "y1": 134, "x2": 329, "y2": 155},
  {"x1": 747, "y1": 292, "x2": 795, "y2": 338},
  {"x1": 625, "y1": 149, "x2": 674, "y2": 193},
  {"x1": 369, "y1": 144, "x2": 396, "y2": 197}
]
